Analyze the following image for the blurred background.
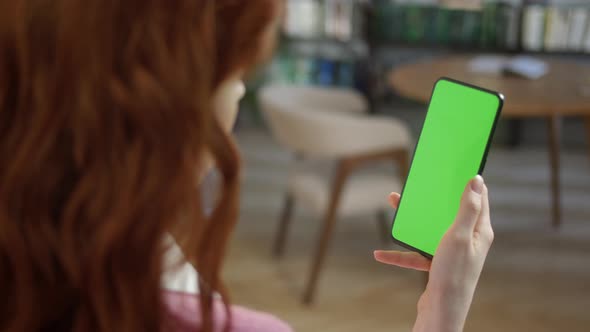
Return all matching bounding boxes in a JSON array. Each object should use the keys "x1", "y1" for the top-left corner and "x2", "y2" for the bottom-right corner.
[{"x1": 223, "y1": 0, "x2": 590, "y2": 331}]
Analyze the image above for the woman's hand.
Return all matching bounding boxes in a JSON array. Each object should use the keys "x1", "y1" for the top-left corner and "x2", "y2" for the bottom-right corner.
[{"x1": 374, "y1": 176, "x2": 493, "y2": 332}]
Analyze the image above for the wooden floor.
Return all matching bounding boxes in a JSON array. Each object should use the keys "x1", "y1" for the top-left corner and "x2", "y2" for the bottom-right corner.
[{"x1": 223, "y1": 129, "x2": 590, "y2": 332}]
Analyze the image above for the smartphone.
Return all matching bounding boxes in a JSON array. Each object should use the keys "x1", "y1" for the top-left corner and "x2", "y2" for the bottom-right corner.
[{"x1": 391, "y1": 77, "x2": 504, "y2": 258}]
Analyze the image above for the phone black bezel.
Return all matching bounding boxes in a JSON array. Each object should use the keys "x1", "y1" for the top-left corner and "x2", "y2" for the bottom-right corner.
[{"x1": 390, "y1": 77, "x2": 505, "y2": 259}]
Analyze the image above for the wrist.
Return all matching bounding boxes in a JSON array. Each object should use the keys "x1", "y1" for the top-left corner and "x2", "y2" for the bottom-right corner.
[{"x1": 413, "y1": 287, "x2": 469, "y2": 332}]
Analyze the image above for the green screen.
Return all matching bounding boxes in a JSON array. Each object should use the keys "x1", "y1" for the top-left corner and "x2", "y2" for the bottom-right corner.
[{"x1": 392, "y1": 78, "x2": 502, "y2": 256}]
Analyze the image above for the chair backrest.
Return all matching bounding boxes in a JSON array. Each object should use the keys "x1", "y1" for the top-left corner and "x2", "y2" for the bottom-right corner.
[
  {"x1": 258, "y1": 85, "x2": 369, "y2": 157},
  {"x1": 261, "y1": 85, "x2": 368, "y2": 114}
]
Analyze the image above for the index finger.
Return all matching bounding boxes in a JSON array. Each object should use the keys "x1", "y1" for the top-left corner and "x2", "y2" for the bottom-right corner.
[
  {"x1": 374, "y1": 250, "x2": 431, "y2": 272},
  {"x1": 388, "y1": 192, "x2": 401, "y2": 209}
]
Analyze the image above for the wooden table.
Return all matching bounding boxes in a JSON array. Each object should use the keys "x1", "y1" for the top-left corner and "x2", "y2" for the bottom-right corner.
[{"x1": 389, "y1": 55, "x2": 590, "y2": 228}]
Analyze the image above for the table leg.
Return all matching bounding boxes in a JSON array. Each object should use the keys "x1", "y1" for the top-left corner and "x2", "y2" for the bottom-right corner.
[
  {"x1": 507, "y1": 119, "x2": 523, "y2": 148},
  {"x1": 547, "y1": 115, "x2": 562, "y2": 229},
  {"x1": 585, "y1": 116, "x2": 590, "y2": 157}
]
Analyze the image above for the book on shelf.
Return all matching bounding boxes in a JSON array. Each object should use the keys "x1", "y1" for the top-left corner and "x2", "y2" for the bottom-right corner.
[
  {"x1": 521, "y1": 3, "x2": 590, "y2": 53},
  {"x1": 284, "y1": 0, "x2": 590, "y2": 61},
  {"x1": 324, "y1": 0, "x2": 355, "y2": 41},
  {"x1": 338, "y1": 62, "x2": 355, "y2": 87},
  {"x1": 293, "y1": 58, "x2": 315, "y2": 85},
  {"x1": 522, "y1": 5, "x2": 546, "y2": 51},
  {"x1": 282, "y1": 0, "x2": 362, "y2": 42},
  {"x1": 480, "y1": 3, "x2": 497, "y2": 48},
  {"x1": 481, "y1": 2, "x2": 521, "y2": 50},
  {"x1": 460, "y1": 9, "x2": 482, "y2": 45},
  {"x1": 567, "y1": 8, "x2": 588, "y2": 52},
  {"x1": 270, "y1": 53, "x2": 357, "y2": 88},
  {"x1": 584, "y1": 16, "x2": 590, "y2": 53},
  {"x1": 439, "y1": 0, "x2": 483, "y2": 11},
  {"x1": 544, "y1": 6, "x2": 570, "y2": 51},
  {"x1": 436, "y1": 8, "x2": 452, "y2": 45},
  {"x1": 502, "y1": 4, "x2": 522, "y2": 50},
  {"x1": 403, "y1": 5, "x2": 427, "y2": 43},
  {"x1": 283, "y1": 0, "x2": 322, "y2": 39}
]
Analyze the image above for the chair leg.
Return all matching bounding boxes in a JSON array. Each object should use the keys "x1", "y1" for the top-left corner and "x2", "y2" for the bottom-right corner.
[
  {"x1": 547, "y1": 115, "x2": 562, "y2": 229},
  {"x1": 302, "y1": 162, "x2": 350, "y2": 305},
  {"x1": 376, "y1": 210, "x2": 391, "y2": 245},
  {"x1": 302, "y1": 209, "x2": 338, "y2": 305},
  {"x1": 507, "y1": 119, "x2": 523, "y2": 148},
  {"x1": 272, "y1": 194, "x2": 295, "y2": 258}
]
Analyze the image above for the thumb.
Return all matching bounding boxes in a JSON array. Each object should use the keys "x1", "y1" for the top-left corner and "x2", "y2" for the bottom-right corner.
[{"x1": 453, "y1": 175, "x2": 484, "y2": 233}]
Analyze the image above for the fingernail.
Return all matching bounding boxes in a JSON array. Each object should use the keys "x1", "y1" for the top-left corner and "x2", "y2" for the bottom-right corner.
[
  {"x1": 471, "y1": 175, "x2": 484, "y2": 194},
  {"x1": 373, "y1": 250, "x2": 384, "y2": 262}
]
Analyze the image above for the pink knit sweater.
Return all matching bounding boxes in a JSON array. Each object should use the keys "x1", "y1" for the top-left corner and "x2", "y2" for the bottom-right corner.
[{"x1": 164, "y1": 290, "x2": 293, "y2": 332}]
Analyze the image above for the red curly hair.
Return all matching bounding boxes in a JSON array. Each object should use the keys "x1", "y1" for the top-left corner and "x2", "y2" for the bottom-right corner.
[{"x1": 0, "y1": 0, "x2": 279, "y2": 331}]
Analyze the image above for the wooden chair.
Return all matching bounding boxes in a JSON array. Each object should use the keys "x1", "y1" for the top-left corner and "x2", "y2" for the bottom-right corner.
[{"x1": 258, "y1": 85, "x2": 412, "y2": 304}]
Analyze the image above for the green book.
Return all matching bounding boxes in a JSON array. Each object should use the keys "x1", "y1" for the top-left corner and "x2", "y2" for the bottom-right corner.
[
  {"x1": 404, "y1": 5, "x2": 427, "y2": 43},
  {"x1": 435, "y1": 7, "x2": 452, "y2": 45}
]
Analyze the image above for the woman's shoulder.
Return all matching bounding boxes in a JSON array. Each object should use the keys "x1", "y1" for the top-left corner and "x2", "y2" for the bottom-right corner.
[{"x1": 163, "y1": 290, "x2": 293, "y2": 332}]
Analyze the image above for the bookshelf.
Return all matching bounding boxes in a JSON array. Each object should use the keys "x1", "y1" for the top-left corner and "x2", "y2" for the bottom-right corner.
[
  {"x1": 268, "y1": 0, "x2": 368, "y2": 89},
  {"x1": 369, "y1": 0, "x2": 590, "y2": 54},
  {"x1": 268, "y1": 1, "x2": 589, "y2": 95}
]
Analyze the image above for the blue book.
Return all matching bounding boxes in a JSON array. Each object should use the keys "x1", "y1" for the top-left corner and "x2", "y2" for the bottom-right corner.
[{"x1": 317, "y1": 59, "x2": 335, "y2": 86}]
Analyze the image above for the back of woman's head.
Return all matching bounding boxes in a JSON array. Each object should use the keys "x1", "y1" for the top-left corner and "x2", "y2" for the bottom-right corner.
[{"x1": 0, "y1": 0, "x2": 278, "y2": 331}]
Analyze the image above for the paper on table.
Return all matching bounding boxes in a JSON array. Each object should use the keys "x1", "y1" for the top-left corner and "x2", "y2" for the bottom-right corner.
[
  {"x1": 504, "y1": 56, "x2": 549, "y2": 80},
  {"x1": 469, "y1": 55, "x2": 548, "y2": 80},
  {"x1": 468, "y1": 55, "x2": 509, "y2": 75}
]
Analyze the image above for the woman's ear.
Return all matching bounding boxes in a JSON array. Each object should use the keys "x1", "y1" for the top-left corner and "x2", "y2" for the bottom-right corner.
[{"x1": 212, "y1": 75, "x2": 246, "y2": 133}]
